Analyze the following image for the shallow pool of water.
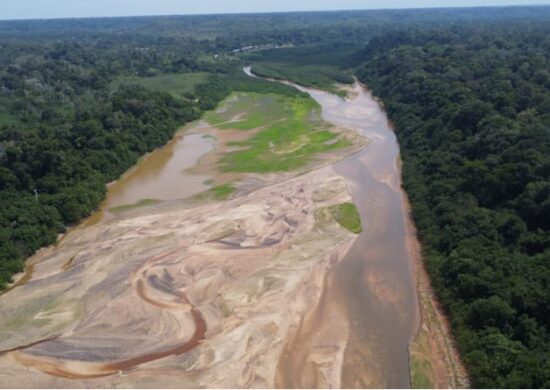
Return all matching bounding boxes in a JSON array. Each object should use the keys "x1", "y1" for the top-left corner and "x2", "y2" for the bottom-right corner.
[{"x1": 85, "y1": 130, "x2": 214, "y2": 224}]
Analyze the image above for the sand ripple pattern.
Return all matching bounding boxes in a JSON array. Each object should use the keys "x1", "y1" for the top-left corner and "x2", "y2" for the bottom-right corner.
[{"x1": 0, "y1": 167, "x2": 356, "y2": 388}]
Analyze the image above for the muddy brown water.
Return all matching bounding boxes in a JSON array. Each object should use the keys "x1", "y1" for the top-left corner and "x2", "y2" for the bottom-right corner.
[
  {"x1": 244, "y1": 67, "x2": 418, "y2": 388},
  {"x1": 85, "y1": 130, "x2": 214, "y2": 224}
]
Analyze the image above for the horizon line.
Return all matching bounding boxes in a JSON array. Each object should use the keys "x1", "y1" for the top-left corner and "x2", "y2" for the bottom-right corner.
[{"x1": 1, "y1": 3, "x2": 549, "y2": 23}]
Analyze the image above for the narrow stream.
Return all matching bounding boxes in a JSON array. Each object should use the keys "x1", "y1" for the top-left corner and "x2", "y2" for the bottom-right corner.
[{"x1": 245, "y1": 67, "x2": 418, "y2": 388}]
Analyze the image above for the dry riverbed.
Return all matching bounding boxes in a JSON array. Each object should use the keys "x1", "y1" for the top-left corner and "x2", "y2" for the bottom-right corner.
[
  {"x1": 0, "y1": 74, "x2": 466, "y2": 388},
  {"x1": 0, "y1": 165, "x2": 359, "y2": 388},
  {"x1": 0, "y1": 88, "x2": 367, "y2": 388}
]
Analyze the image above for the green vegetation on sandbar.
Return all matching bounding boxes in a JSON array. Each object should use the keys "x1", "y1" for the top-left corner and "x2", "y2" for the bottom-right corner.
[
  {"x1": 196, "y1": 184, "x2": 236, "y2": 201},
  {"x1": 209, "y1": 184, "x2": 236, "y2": 200},
  {"x1": 110, "y1": 72, "x2": 208, "y2": 99},
  {"x1": 109, "y1": 198, "x2": 159, "y2": 213},
  {"x1": 410, "y1": 357, "x2": 434, "y2": 389},
  {"x1": 205, "y1": 93, "x2": 289, "y2": 130},
  {"x1": 207, "y1": 93, "x2": 350, "y2": 172},
  {"x1": 331, "y1": 202, "x2": 362, "y2": 234}
]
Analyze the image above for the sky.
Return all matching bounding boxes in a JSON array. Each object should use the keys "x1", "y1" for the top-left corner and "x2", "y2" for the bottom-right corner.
[{"x1": 1, "y1": 0, "x2": 550, "y2": 20}]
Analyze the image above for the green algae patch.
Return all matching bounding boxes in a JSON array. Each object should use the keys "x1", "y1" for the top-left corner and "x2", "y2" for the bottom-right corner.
[
  {"x1": 206, "y1": 93, "x2": 349, "y2": 173},
  {"x1": 330, "y1": 202, "x2": 362, "y2": 234}
]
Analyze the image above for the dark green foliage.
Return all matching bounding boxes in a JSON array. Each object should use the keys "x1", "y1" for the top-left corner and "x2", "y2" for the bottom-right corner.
[
  {"x1": 251, "y1": 62, "x2": 353, "y2": 89},
  {"x1": 244, "y1": 44, "x2": 356, "y2": 91},
  {"x1": 194, "y1": 71, "x2": 306, "y2": 111},
  {"x1": 357, "y1": 20, "x2": 550, "y2": 388}
]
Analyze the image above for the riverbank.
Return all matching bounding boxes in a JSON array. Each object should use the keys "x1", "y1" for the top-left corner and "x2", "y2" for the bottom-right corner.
[{"x1": 404, "y1": 192, "x2": 470, "y2": 388}]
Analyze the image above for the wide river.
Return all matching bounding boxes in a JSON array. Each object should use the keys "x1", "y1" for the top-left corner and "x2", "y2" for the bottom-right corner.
[
  {"x1": 245, "y1": 67, "x2": 418, "y2": 388},
  {"x1": 81, "y1": 68, "x2": 419, "y2": 387},
  {"x1": 312, "y1": 83, "x2": 418, "y2": 389}
]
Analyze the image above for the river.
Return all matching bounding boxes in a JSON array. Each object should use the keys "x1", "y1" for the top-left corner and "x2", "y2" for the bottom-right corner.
[
  {"x1": 244, "y1": 67, "x2": 418, "y2": 388},
  {"x1": 84, "y1": 126, "x2": 215, "y2": 224}
]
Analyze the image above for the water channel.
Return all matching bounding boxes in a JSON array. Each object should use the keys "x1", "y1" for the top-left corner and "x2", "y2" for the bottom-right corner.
[{"x1": 244, "y1": 67, "x2": 419, "y2": 388}]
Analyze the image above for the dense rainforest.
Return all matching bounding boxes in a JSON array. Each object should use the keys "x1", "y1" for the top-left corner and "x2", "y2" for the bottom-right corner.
[
  {"x1": 357, "y1": 20, "x2": 550, "y2": 388},
  {"x1": 0, "y1": 5, "x2": 549, "y2": 388}
]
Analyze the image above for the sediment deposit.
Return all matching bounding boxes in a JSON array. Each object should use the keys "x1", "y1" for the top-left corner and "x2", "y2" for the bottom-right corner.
[{"x1": 0, "y1": 166, "x2": 357, "y2": 388}]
